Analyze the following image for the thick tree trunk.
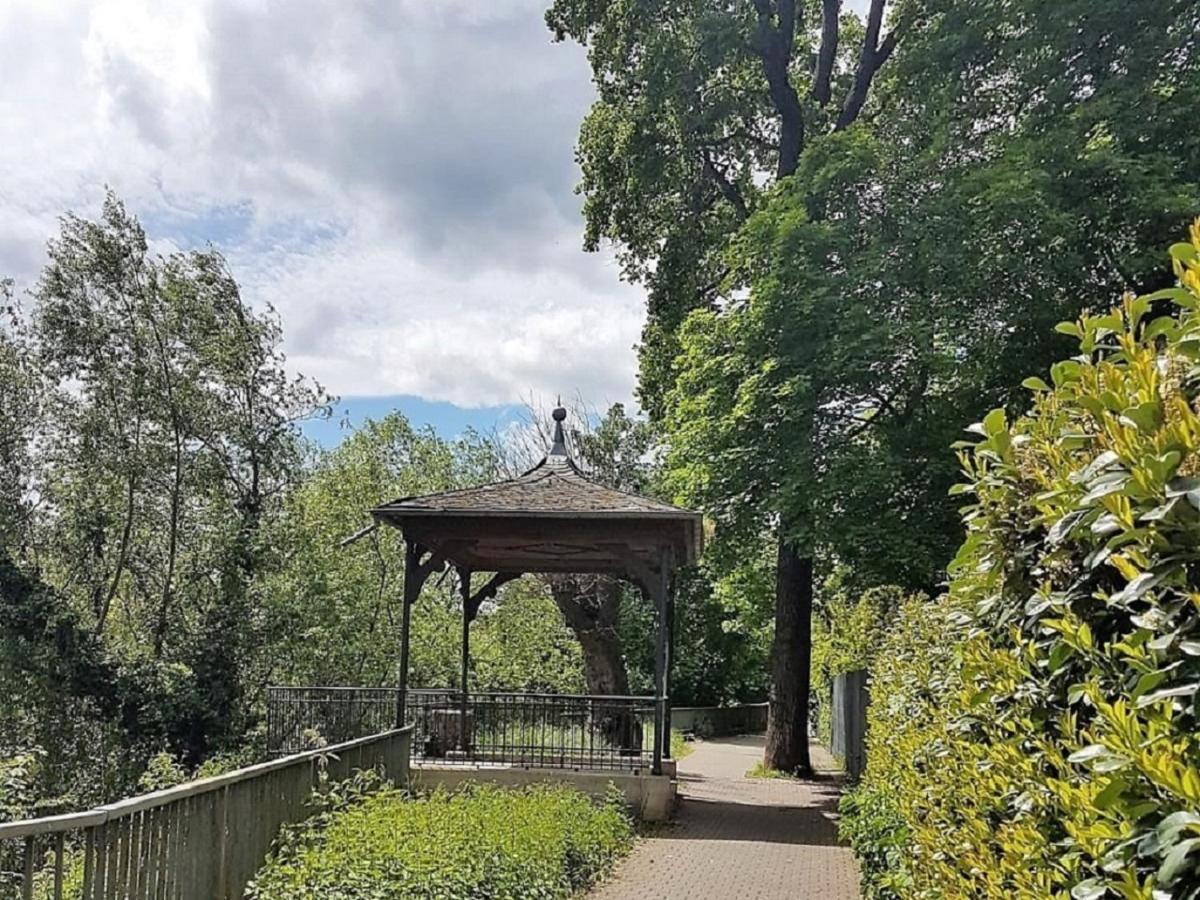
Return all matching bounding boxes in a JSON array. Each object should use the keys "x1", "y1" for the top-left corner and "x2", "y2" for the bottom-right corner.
[
  {"x1": 550, "y1": 576, "x2": 630, "y2": 696},
  {"x1": 550, "y1": 575, "x2": 639, "y2": 749},
  {"x1": 764, "y1": 536, "x2": 813, "y2": 774}
]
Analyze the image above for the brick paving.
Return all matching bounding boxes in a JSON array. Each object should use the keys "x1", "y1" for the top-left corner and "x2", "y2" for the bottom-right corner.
[{"x1": 590, "y1": 735, "x2": 861, "y2": 899}]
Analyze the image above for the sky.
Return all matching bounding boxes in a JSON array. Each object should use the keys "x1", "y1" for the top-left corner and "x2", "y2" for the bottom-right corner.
[
  {"x1": 0, "y1": 0, "x2": 645, "y2": 444},
  {"x1": 0, "y1": 0, "x2": 870, "y2": 446}
]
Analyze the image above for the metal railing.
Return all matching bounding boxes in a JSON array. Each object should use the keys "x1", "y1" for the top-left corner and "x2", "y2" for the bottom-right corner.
[
  {"x1": 0, "y1": 728, "x2": 410, "y2": 900},
  {"x1": 267, "y1": 686, "x2": 657, "y2": 772}
]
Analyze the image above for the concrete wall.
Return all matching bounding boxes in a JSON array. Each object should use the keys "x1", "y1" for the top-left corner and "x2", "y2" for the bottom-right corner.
[
  {"x1": 672, "y1": 703, "x2": 768, "y2": 738},
  {"x1": 409, "y1": 764, "x2": 677, "y2": 822},
  {"x1": 830, "y1": 670, "x2": 869, "y2": 780}
]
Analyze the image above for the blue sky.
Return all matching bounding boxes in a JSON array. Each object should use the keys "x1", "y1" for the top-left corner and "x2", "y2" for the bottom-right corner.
[{"x1": 304, "y1": 395, "x2": 524, "y2": 448}]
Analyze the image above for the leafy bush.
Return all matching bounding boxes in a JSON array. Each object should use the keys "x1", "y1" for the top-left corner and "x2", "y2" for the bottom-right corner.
[
  {"x1": 838, "y1": 593, "x2": 960, "y2": 898},
  {"x1": 248, "y1": 781, "x2": 633, "y2": 899},
  {"x1": 811, "y1": 578, "x2": 902, "y2": 744},
  {"x1": 843, "y1": 224, "x2": 1200, "y2": 897}
]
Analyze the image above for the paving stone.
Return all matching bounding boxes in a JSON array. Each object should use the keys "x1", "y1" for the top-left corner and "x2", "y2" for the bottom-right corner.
[{"x1": 590, "y1": 736, "x2": 861, "y2": 899}]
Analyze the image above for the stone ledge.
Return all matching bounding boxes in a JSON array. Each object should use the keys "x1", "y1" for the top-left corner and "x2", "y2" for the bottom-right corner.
[{"x1": 408, "y1": 764, "x2": 678, "y2": 822}]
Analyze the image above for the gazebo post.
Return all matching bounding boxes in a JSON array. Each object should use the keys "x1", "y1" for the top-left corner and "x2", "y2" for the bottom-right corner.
[
  {"x1": 652, "y1": 555, "x2": 669, "y2": 776},
  {"x1": 663, "y1": 563, "x2": 675, "y2": 761},
  {"x1": 458, "y1": 567, "x2": 473, "y2": 751},
  {"x1": 396, "y1": 538, "x2": 421, "y2": 728}
]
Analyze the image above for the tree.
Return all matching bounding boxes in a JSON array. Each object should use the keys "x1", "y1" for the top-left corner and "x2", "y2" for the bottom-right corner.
[
  {"x1": 547, "y1": 0, "x2": 910, "y2": 418},
  {"x1": 262, "y1": 412, "x2": 586, "y2": 696},
  {"x1": 10, "y1": 192, "x2": 331, "y2": 763},
  {"x1": 554, "y1": 0, "x2": 1200, "y2": 773},
  {"x1": 550, "y1": 0, "x2": 913, "y2": 773}
]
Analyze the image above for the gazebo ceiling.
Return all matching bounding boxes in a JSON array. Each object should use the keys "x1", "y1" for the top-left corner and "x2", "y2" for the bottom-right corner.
[{"x1": 370, "y1": 408, "x2": 702, "y2": 579}]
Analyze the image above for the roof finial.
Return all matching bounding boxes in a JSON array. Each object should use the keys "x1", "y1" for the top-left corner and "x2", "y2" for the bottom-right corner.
[{"x1": 550, "y1": 404, "x2": 569, "y2": 457}]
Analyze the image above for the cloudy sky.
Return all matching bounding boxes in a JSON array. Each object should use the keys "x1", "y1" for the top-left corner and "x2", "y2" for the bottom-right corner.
[
  {"x1": 1, "y1": 0, "x2": 869, "y2": 443},
  {"x1": 0, "y1": 0, "x2": 648, "y2": 440}
]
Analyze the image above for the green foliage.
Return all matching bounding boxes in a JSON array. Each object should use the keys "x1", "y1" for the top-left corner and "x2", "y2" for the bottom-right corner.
[
  {"x1": 844, "y1": 229, "x2": 1200, "y2": 897},
  {"x1": 811, "y1": 579, "x2": 902, "y2": 743},
  {"x1": 261, "y1": 412, "x2": 585, "y2": 695},
  {"x1": 248, "y1": 782, "x2": 633, "y2": 899},
  {"x1": 135, "y1": 752, "x2": 188, "y2": 793},
  {"x1": 838, "y1": 593, "x2": 961, "y2": 898}
]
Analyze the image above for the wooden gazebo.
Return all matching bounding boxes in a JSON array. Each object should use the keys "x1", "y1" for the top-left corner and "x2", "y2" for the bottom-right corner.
[{"x1": 369, "y1": 406, "x2": 701, "y2": 775}]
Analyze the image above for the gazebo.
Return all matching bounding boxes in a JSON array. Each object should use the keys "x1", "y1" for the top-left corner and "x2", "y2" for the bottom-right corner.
[{"x1": 367, "y1": 406, "x2": 701, "y2": 776}]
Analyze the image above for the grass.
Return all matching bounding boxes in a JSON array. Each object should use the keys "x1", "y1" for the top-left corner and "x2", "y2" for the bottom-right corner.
[
  {"x1": 746, "y1": 760, "x2": 806, "y2": 780},
  {"x1": 670, "y1": 729, "x2": 694, "y2": 760},
  {"x1": 248, "y1": 779, "x2": 633, "y2": 899}
]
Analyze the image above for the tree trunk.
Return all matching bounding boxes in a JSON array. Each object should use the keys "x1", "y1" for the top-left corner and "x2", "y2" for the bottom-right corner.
[
  {"x1": 550, "y1": 575, "x2": 638, "y2": 748},
  {"x1": 550, "y1": 576, "x2": 630, "y2": 695},
  {"x1": 764, "y1": 536, "x2": 813, "y2": 774}
]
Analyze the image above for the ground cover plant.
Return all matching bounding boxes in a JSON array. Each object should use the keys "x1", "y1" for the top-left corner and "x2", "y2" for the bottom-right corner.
[
  {"x1": 842, "y1": 227, "x2": 1200, "y2": 897},
  {"x1": 248, "y1": 778, "x2": 633, "y2": 900}
]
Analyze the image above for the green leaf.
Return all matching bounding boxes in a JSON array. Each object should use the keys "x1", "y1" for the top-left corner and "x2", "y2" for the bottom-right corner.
[
  {"x1": 1158, "y1": 837, "x2": 1200, "y2": 884},
  {"x1": 1136, "y1": 683, "x2": 1200, "y2": 708},
  {"x1": 1067, "y1": 744, "x2": 1109, "y2": 764},
  {"x1": 982, "y1": 407, "x2": 1006, "y2": 437},
  {"x1": 1093, "y1": 777, "x2": 1127, "y2": 810},
  {"x1": 1022, "y1": 376, "x2": 1051, "y2": 392},
  {"x1": 1055, "y1": 321, "x2": 1084, "y2": 338}
]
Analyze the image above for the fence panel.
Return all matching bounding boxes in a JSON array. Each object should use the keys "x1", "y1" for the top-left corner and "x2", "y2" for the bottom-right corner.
[
  {"x1": 0, "y1": 728, "x2": 410, "y2": 900},
  {"x1": 830, "y1": 669, "x2": 869, "y2": 780},
  {"x1": 267, "y1": 686, "x2": 658, "y2": 772}
]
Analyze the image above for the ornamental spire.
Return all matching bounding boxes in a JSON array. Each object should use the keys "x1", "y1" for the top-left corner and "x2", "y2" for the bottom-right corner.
[{"x1": 549, "y1": 405, "x2": 569, "y2": 458}]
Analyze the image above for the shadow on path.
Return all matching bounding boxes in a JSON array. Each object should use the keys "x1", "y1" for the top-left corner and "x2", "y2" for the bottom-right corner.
[{"x1": 589, "y1": 737, "x2": 861, "y2": 898}]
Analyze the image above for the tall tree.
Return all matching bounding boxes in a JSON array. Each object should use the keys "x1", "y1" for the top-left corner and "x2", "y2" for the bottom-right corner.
[
  {"x1": 15, "y1": 193, "x2": 331, "y2": 762},
  {"x1": 550, "y1": 0, "x2": 912, "y2": 772},
  {"x1": 553, "y1": 0, "x2": 1200, "y2": 773}
]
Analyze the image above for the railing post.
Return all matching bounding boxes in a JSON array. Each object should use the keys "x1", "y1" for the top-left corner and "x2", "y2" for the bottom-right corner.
[
  {"x1": 216, "y1": 785, "x2": 229, "y2": 899},
  {"x1": 663, "y1": 574, "x2": 675, "y2": 761},
  {"x1": 22, "y1": 835, "x2": 34, "y2": 900},
  {"x1": 459, "y1": 567, "x2": 473, "y2": 753}
]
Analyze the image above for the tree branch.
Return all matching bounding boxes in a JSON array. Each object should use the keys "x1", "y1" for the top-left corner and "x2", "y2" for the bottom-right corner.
[
  {"x1": 750, "y1": 0, "x2": 806, "y2": 177},
  {"x1": 702, "y1": 152, "x2": 749, "y2": 219},
  {"x1": 835, "y1": 0, "x2": 906, "y2": 131},
  {"x1": 812, "y1": 0, "x2": 841, "y2": 106}
]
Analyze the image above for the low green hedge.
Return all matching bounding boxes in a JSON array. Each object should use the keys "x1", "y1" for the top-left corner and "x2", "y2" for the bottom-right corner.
[{"x1": 248, "y1": 779, "x2": 633, "y2": 900}]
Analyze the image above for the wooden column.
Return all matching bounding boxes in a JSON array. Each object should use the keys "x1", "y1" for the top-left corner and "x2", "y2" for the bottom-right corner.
[
  {"x1": 651, "y1": 552, "x2": 668, "y2": 776},
  {"x1": 396, "y1": 538, "x2": 433, "y2": 728},
  {"x1": 458, "y1": 568, "x2": 473, "y2": 752},
  {"x1": 663, "y1": 562, "x2": 675, "y2": 760}
]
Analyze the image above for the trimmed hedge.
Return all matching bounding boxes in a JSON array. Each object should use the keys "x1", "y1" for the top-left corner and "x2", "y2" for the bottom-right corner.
[
  {"x1": 248, "y1": 779, "x2": 633, "y2": 899},
  {"x1": 843, "y1": 225, "x2": 1200, "y2": 897}
]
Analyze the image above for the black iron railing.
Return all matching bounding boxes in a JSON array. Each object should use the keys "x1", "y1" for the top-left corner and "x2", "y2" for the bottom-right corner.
[{"x1": 266, "y1": 686, "x2": 657, "y2": 772}]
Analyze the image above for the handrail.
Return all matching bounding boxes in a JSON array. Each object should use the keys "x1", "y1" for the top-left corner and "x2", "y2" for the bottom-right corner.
[
  {"x1": 270, "y1": 685, "x2": 657, "y2": 702},
  {"x1": 0, "y1": 727, "x2": 411, "y2": 841}
]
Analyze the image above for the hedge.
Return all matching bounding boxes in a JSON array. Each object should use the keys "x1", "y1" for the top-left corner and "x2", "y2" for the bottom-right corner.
[
  {"x1": 248, "y1": 779, "x2": 633, "y2": 899},
  {"x1": 843, "y1": 225, "x2": 1200, "y2": 898}
]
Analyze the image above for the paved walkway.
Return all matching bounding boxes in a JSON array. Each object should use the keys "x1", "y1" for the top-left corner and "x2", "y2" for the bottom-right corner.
[{"x1": 591, "y1": 736, "x2": 861, "y2": 899}]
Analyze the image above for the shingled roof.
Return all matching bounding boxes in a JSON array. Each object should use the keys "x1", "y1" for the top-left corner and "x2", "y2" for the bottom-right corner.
[{"x1": 370, "y1": 407, "x2": 702, "y2": 574}]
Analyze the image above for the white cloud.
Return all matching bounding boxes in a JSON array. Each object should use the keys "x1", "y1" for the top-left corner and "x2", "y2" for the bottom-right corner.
[{"x1": 0, "y1": 0, "x2": 642, "y2": 409}]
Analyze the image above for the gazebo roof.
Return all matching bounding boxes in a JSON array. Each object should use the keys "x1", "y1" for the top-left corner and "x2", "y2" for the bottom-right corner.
[{"x1": 371, "y1": 408, "x2": 702, "y2": 578}]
